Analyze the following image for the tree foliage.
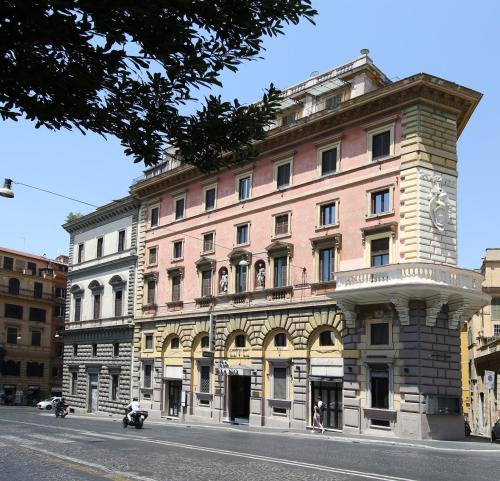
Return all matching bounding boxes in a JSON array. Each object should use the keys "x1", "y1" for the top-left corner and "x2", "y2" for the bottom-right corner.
[
  {"x1": 65, "y1": 211, "x2": 83, "y2": 223},
  {"x1": 0, "y1": 1, "x2": 316, "y2": 172}
]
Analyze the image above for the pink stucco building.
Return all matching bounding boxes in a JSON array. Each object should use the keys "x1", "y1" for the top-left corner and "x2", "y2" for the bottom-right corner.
[{"x1": 130, "y1": 50, "x2": 488, "y2": 439}]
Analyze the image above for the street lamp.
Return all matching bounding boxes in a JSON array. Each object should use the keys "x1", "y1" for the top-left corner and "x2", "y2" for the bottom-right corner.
[{"x1": 0, "y1": 177, "x2": 97, "y2": 207}]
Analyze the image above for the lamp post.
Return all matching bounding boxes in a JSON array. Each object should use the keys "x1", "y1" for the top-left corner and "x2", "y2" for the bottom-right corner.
[{"x1": 0, "y1": 177, "x2": 98, "y2": 207}]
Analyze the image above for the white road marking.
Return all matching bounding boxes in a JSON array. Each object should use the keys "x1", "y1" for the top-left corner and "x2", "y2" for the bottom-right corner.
[{"x1": 29, "y1": 433, "x2": 76, "y2": 443}]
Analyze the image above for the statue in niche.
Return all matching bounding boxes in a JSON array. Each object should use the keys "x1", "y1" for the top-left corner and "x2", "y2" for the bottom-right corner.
[
  {"x1": 256, "y1": 264, "x2": 266, "y2": 288},
  {"x1": 219, "y1": 269, "x2": 228, "y2": 293}
]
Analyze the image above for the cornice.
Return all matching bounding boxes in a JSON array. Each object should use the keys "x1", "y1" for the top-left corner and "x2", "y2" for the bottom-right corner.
[
  {"x1": 130, "y1": 73, "x2": 481, "y2": 200},
  {"x1": 63, "y1": 196, "x2": 140, "y2": 233}
]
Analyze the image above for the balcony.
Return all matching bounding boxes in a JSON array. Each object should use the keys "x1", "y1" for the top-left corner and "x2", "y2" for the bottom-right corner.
[
  {"x1": 332, "y1": 262, "x2": 489, "y2": 328},
  {"x1": 0, "y1": 283, "x2": 54, "y2": 301}
]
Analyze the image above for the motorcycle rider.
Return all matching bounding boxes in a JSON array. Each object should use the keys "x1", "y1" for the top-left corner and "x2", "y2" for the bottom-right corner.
[
  {"x1": 126, "y1": 397, "x2": 140, "y2": 424},
  {"x1": 55, "y1": 397, "x2": 67, "y2": 415}
]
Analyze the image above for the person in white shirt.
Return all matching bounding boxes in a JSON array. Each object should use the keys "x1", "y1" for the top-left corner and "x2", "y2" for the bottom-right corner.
[{"x1": 126, "y1": 397, "x2": 140, "y2": 423}]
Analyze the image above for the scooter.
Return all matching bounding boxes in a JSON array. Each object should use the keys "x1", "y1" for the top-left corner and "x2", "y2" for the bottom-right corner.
[
  {"x1": 122, "y1": 408, "x2": 148, "y2": 429},
  {"x1": 55, "y1": 402, "x2": 69, "y2": 418}
]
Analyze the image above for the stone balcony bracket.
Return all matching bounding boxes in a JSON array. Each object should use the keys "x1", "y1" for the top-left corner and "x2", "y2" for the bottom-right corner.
[{"x1": 332, "y1": 262, "x2": 490, "y2": 329}]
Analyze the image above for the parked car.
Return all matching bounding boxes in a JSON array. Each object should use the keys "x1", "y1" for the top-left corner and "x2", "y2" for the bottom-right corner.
[
  {"x1": 492, "y1": 420, "x2": 500, "y2": 443},
  {"x1": 36, "y1": 397, "x2": 61, "y2": 410}
]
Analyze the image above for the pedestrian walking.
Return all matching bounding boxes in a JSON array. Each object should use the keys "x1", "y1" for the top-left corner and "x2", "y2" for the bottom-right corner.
[{"x1": 312, "y1": 401, "x2": 325, "y2": 433}]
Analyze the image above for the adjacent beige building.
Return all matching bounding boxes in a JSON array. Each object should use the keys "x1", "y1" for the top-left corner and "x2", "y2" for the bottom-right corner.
[{"x1": 464, "y1": 249, "x2": 500, "y2": 435}]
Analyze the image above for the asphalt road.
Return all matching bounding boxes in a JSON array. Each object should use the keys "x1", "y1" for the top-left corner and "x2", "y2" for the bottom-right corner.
[{"x1": 0, "y1": 407, "x2": 498, "y2": 481}]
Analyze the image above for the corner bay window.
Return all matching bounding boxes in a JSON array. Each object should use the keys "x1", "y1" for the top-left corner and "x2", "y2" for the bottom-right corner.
[
  {"x1": 370, "y1": 365, "x2": 389, "y2": 409},
  {"x1": 370, "y1": 237, "x2": 390, "y2": 267}
]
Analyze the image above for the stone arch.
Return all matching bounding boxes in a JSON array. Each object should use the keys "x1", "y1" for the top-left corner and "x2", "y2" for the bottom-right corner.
[
  {"x1": 224, "y1": 329, "x2": 249, "y2": 355},
  {"x1": 155, "y1": 321, "x2": 188, "y2": 353},
  {"x1": 302, "y1": 307, "x2": 345, "y2": 344},
  {"x1": 258, "y1": 311, "x2": 302, "y2": 349},
  {"x1": 218, "y1": 313, "x2": 260, "y2": 350},
  {"x1": 88, "y1": 280, "x2": 103, "y2": 291},
  {"x1": 70, "y1": 283, "x2": 84, "y2": 295},
  {"x1": 262, "y1": 327, "x2": 294, "y2": 352},
  {"x1": 306, "y1": 324, "x2": 343, "y2": 352},
  {"x1": 109, "y1": 274, "x2": 126, "y2": 287}
]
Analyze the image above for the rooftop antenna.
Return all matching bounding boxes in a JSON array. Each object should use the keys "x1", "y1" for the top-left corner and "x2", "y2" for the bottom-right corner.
[{"x1": 309, "y1": 70, "x2": 319, "y2": 78}]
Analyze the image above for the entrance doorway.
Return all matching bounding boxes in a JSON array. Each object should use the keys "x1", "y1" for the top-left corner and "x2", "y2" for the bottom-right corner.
[
  {"x1": 311, "y1": 380, "x2": 343, "y2": 430},
  {"x1": 229, "y1": 376, "x2": 250, "y2": 423},
  {"x1": 163, "y1": 380, "x2": 182, "y2": 417},
  {"x1": 88, "y1": 373, "x2": 99, "y2": 413}
]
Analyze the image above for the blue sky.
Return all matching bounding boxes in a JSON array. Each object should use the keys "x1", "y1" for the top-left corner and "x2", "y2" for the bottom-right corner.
[{"x1": 0, "y1": 0, "x2": 498, "y2": 268}]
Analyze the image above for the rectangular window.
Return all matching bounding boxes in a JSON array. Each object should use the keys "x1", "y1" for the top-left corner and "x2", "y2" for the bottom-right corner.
[
  {"x1": 74, "y1": 297, "x2": 81, "y2": 322},
  {"x1": 238, "y1": 176, "x2": 251, "y2": 201},
  {"x1": 55, "y1": 287, "x2": 66, "y2": 299},
  {"x1": 370, "y1": 237, "x2": 390, "y2": 267},
  {"x1": 200, "y1": 365, "x2": 211, "y2": 393},
  {"x1": 174, "y1": 196, "x2": 185, "y2": 220},
  {"x1": 114, "y1": 290, "x2": 123, "y2": 317},
  {"x1": 205, "y1": 187, "x2": 216, "y2": 211},
  {"x1": 77, "y1": 244, "x2": 84, "y2": 263},
  {"x1": 71, "y1": 372, "x2": 78, "y2": 395},
  {"x1": 236, "y1": 224, "x2": 249, "y2": 245},
  {"x1": 370, "y1": 366, "x2": 389, "y2": 409},
  {"x1": 319, "y1": 248, "x2": 334, "y2": 282},
  {"x1": 55, "y1": 343, "x2": 63, "y2": 357},
  {"x1": 491, "y1": 298, "x2": 500, "y2": 321},
  {"x1": 27, "y1": 261, "x2": 37, "y2": 275},
  {"x1": 29, "y1": 307, "x2": 46, "y2": 322},
  {"x1": 118, "y1": 230, "x2": 126, "y2": 252},
  {"x1": 5, "y1": 304, "x2": 23, "y2": 319},
  {"x1": 172, "y1": 275, "x2": 181, "y2": 302},
  {"x1": 96, "y1": 237, "x2": 104, "y2": 258},
  {"x1": 320, "y1": 203, "x2": 336, "y2": 226},
  {"x1": 371, "y1": 322, "x2": 389, "y2": 345},
  {"x1": 148, "y1": 247, "x2": 158, "y2": 265},
  {"x1": 325, "y1": 94, "x2": 341, "y2": 110},
  {"x1": 73, "y1": 344, "x2": 78, "y2": 356},
  {"x1": 143, "y1": 364, "x2": 152, "y2": 388},
  {"x1": 371, "y1": 189, "x2": 390, "y2": 215},
  {"x1": 372, "y1": 130, "x2": 391, "y2": 161},
  {"x1": 281, "y1": 112, "x2": 296, "y2": 126},
  {"x1": 235, "y1": 265, "x2": 247, "y2": 293},
  {"x1": 274, "y1": 256, "x2": 288, "y2": 288},
  {"x1": 201, "y1": 270, "x2": 212, "y2": 297},
  {"x1": 93, "y1": 294, "x2": 101, "y2": 320},
  {"x1": 145, "y1": 334, "x2": 153, "y2": 350},
  {"x1": 275, "y1": 214, "x2": 290, "y2": 236},
  {"x1": 1, "y1": 360, "x2": 20, "y2": 376},
  {"x1": 150, "y1": 206, "x2": 159, "y2": 227},
  {"x1": 3, "y1": 256, "x2": 14, "y2": 270},
  {"x1": 33, "y1": 282, "x2": 43, "y2": 299},
  {"x1": 321, "y1": 147, "x2": 338, "y2": 175},
  {"x1": 173, "y1": 241, "x2": 183, "y2": 260},
  {"x1": 273, "y1": 367, "x2": 287, "y2": 400},
  {"x1": 7, "y1": 327, "x2": 18, "y2": 344},
  {"x1": 276, "y1": 163, "x2": 291, "y2": 189},
  {"x1": 31, "y1": 330, "x2": 41, "y2": 346},
  {"x1": 202, "y1": 233, "x2": 214, "y2": 253},
  {"x1": 147, "y1": 279, "x2": 156, "y2": 305},
  {"x1": 493, "y1": 324, "x2": 500, "y2": 337},
  {"x1": 113, "y1": 343, "x2": 120, "y2": 357},
  {"x1": 52, "y1": 367, "x2": 60, "y2": 378},
  {"x1": 92, "y1": 344, "x2": 97, "y2": 356},
  {"x1": 27, "y1": 362, "x2": 44, "y2": 377},
  {"x1": 111, "y1": 374, "x2": 119, "y2": 400}
]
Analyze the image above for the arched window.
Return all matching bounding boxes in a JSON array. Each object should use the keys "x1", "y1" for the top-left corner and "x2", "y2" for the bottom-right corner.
[
  {"x1": 170, "y1": 337, "x2": 180, "y2": 349},
  {"x1": 235, "y1": 334, "x2": 246, "y2": 348},
  {"x1": 8, "y1": 278, "x2": 20, "y2": 295},
  {"x1": 274, "y1": 332, "x2": 287, "y2": 347},
  {"x1": 319, "y1": 330, "x2": 335, "y2": 346},
  {"x1": 201, "y1": 335, "x2": 210, "y2": 349}
]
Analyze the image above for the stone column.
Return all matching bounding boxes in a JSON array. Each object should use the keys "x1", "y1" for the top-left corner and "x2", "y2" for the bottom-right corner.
[
  {"x1": 291, "y1": 358, "x2": 307, "y2": 429},
  {"x1": 181, "y1": 356, "x2": 192, "y2": 420},
  {"x1": 249, "y1": 358, "x2": 264, "y2": 426},
  {"x1": 342, "y1": 329, "x2": 361, "y2": 435}
]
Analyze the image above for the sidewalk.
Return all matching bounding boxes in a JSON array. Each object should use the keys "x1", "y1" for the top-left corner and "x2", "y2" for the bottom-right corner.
[{"x1": 41, "y1": 407, "x2": 500, "y2": 453}]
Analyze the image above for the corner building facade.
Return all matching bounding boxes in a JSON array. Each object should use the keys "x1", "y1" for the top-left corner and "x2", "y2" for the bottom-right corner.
[{"x1": 131, "y1": 51, "x2": 488, "y2": 439}]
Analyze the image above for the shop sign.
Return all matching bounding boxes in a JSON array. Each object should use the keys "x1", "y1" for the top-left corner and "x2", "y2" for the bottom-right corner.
[
  {"x1": 215, "y1": 360, "x2": 251, "y2": 376},
  {"x1": 485, "y1": 370, "x2": 496, "y2": 390}
]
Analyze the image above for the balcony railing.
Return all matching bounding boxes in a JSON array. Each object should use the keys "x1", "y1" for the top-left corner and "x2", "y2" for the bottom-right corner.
[
  {"x1": 131, "y1": 158, "x2": 181, "y2": 185},
  {"x1": 335, "y1": 262, "x2": 484, "y2": 293},
  {"x1": 0, "y1": 284, "x2": 54, "y2": 300}
]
